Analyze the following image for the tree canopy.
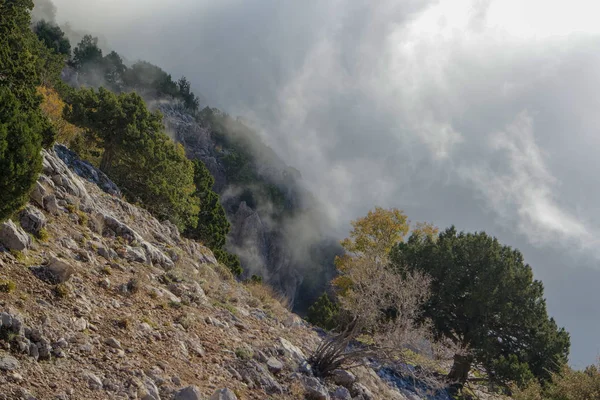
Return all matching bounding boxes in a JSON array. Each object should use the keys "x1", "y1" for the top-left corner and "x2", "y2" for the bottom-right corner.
[
  {"x1": 72, "y1": 34, "x2": 103, "y2": 69},
  {"x1": 185, "y1": 160, "x2": 230, "y2": 249},
  {"x1": 65, "y1": 87, "x2": 199, "y2": 230},
  {"x1": 33, "y1": 20, "x2": 71, "y2": 56},
  {"x1": 309, "y1": 207, "x2": 430, "y2": 377},
  {"x1": 0, "y1": 0, "x2": 46, "y2": 221},
  {"x1": 184, "y1": 160, "x2": 242, "y2": 275},
  {"x1": 391, "y1": 227, "x2": 570, "y2": 388},
  {"x1": 332, "y1": 207, "x2": 410, "y2": 296}
]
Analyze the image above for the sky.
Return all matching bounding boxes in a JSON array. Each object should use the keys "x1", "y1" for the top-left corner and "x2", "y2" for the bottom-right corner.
[{"x1": 48, "y1": 0, "x2": 600, "y2": 367}]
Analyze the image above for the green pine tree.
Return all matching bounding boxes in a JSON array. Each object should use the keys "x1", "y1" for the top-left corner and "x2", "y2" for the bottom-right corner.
[
  {"x1": 0, "y1": 0, "x2": 45, "y2": 221},
  {"x1": 33, "y1": 20, "x2": 71, "y2": 56},
  {"x1": 391, "y1": 227, "x2": 570, "y2": 389},
  {"x1": 184, "y1": 159, "x2": 242, "y2": 275},
  {"x1": 65, "y1": 87, "x2": 199, "y2": 230},
  {"x1": 306, "y1": 293, "x2": 339, "y2": 331}
]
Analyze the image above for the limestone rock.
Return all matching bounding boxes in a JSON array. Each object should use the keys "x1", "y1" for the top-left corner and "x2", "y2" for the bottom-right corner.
[
  {"x1": 332, "y1": 369, "x2": 356, "y2": 388},
  {"x1": 0, "y1": 354, "x2": 20, "y2": 371},
  {"x1": 210, "y1": 388, "x2": 238, "y2": 400},
  {"x1": 54, "y1": 144, "x2": 122, "y2": 197},
  {"x1": 105, "y1": 337, "x2": 122, "y2": 349},
  {"x1": 141, "y1": 376, "x2": 161, "y2": 400},
  {"x1": 19, "y1": 206, "x2": 47, "y2": 236},
  {"x1": 0, "y1": 220, "x2": 32, "y2": 251},
  {"x1": 266, "y1": 357, "x2": 284, "y2": 374},
  {"x1": 30, "y1": 181, "x2": 48, "y2": 208},
  {"x1": 279, "y1": 337, "x2": 306, "y2": 365},
  {"x1": 300, "y1": 376, "x2": 330, "y2": 400},
  {"x1": 46, "y1": 257, "x2": 75, "y2": 283},
  {"x1": 351, "y1": 383, "x2": 374, "y2": 400},
  {"x1": 43, "y1": 195, "x2": 63, "y2": 216},
  {"x1": 83, "y1": 371, "x2": 103, "y2": 390},
  {"x1": 332, "y1": 386, "x2": 352, "y2": 400},
  {"x1": 174, "y1": 386, "x2": 202, "y2": 400}
]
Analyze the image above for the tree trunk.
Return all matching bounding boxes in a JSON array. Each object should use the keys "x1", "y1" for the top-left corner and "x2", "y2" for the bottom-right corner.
[
  {"x1": 100, "y1": 148, "x2": 113, "y2": 172},
  {"x1": 447, "y1": 353, "x2": 473, "y2": 393}
]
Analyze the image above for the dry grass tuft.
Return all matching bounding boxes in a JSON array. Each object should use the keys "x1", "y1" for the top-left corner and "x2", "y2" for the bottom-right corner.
[
  {"x1": 244, "y1": 281, "x2": 291, "y2": 311},
  {"x1": 213, "y1": 263, "x2": 234, "y2": 281}
]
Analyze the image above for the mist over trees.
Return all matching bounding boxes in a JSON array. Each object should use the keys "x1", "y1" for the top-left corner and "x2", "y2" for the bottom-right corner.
[
  {"x1": 33, "y1": 19, "x2": 71, "y2": 56},
  {"x1": 2, "y1": 2, "x2": 595, "y2": 396},
  {"x1": 184, "y1": 159, "x2": 242, "y2": 275}
]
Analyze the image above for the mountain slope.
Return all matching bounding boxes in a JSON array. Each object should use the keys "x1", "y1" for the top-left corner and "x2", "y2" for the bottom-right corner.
[
  {"x1": 159, "y1": 104, "x2": 340, "y2": 311},
  {"x1": 0, "y1": 146, "x2": 460, "y2": 400}
]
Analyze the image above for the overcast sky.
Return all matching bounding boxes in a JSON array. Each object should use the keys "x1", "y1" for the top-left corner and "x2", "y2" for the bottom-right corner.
[{"x1": 49, "y1": 0, "x2": 600, "y2": 367}]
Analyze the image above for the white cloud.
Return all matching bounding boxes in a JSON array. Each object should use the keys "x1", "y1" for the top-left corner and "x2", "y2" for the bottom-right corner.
[
  {"x1": 47, "y1": 0, "x2": 600, "y2": 367},
  {"x1": 460, "y1": 112, "x2": 593, "y2": 246}
]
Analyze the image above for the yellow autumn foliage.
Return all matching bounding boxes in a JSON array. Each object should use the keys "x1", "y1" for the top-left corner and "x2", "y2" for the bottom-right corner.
[
  {"x1": 37, "y1": 86, "x2": 81, "y2": 145},
  {"x1": 332, "y1": 207, "x2": 439, "y2": 296}
]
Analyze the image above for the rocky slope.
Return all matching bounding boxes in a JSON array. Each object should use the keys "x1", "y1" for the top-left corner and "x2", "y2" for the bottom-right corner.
[
  {"x1": 0, "y1": 146, "x2": 485, "y2": 400},
  {"x1": 159, "y1": 104, "x2": 339, "y2": 311}
]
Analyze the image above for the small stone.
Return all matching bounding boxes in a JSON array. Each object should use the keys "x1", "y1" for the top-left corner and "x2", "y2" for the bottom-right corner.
[
  {"x1": 301, "y1": 376, "x2": 330, "y2": 400},
  {"x1": 226, "y1": 367, "x2": 242, "y2": 381},
  {"x1": 0, "y1": 220, "x2": 32, "y2": 251},
  {"x1": 174, "y1": 385, "x2": 202, "y2": 400},
  {"x1": 79, "y1": 343, "x2": 94, "y2": 353},
  {"x1": 138, "y1": 323, "x2": 153, "y2": 333},
  {"x1": 8, "y1": 372, "x2": 24, "y2": 383},
  {"x1": 29, "y1": 343, "x2": 40, "y2": 360},
  {"x1": 187, "y1": 341, "x2": 205, "y2": 357},
  {"x1": 266, "y1": 357, "x2": 284, "y2": 374},
  {"x1": 97, "y1": 246, "x2": 117, "y2": 260},
  {"x1": 332, "y1": 369, "x2": 356, "y2": 388},
  {"x1": 0, "y1": 354, "x2": 20, "y2": 371},
  {"x1": 54, "y1": 338, "x2": 69, "y2": 349},
  {"x1": 46, "y1": 257, "x2": 75, "y2": 283},
  {"x1": 83, "y1": 372, "x2": 103, "y2": 390},
  {"x1": 17, "y1": 389, "x2": 38, "y2": 400},
  {"x1": 210, "y1": 388, "x2": 238, "y2": 400},
  {"x1": 73, "y1": 317, "x2": 87, "y2": 331},
  {"x1": 105, "y1": 337, "x2": 122, "y2": 349}
]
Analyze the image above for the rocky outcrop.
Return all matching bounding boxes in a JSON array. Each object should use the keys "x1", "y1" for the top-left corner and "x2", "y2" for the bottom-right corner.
[
  {"x1": 54, "y1": 144, "x2": 122, "y2": 197},
  {"x1": 159, "y1": 105, "x2": 338, "y2": 309},
  {"x1": 19, "y1": 206, "x2": 47, "y2": 236},
  {"x1": 0, "y1": 220, "x2": 32, "y2": 251}
]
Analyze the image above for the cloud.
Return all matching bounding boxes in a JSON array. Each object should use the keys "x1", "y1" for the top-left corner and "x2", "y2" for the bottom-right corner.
[
  {"x1": 460, "y1": 111, "x2": 593, "y2": 247},
  {"x1": 48, "y1": 0, "x2": 600, "y2": 366}
]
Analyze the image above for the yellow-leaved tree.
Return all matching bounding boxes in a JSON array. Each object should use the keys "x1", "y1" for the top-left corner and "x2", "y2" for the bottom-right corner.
[
  {"x1": 38, "y1": 86, "x2": 81, "y2": 145},
  {"x1": 310, "y1": 207, "x2": 434, "y2": 377},
  {"x1": 332, "y1": 207, "x2": 437, "y2": 295}
]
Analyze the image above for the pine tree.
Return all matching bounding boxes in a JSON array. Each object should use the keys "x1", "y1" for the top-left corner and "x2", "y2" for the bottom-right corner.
[
  {"x1": 65, "y1": 88, "x2": 199, "y2": 230},
  {"x1": 33, "y1": 20, "x2": 71, "y2": 56},
  {"x1": 184, "y1": 160, "x2": 242, "y2": 275},
  {"x1": 391, "y1": 227, "x2": 570, "y2": 389},
  {"x1": 306, "y1": 293, "x2": 339, "y2": 331},
  {"x1": 0, "y1": 0, "x2": 45, "y2": 221}
]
